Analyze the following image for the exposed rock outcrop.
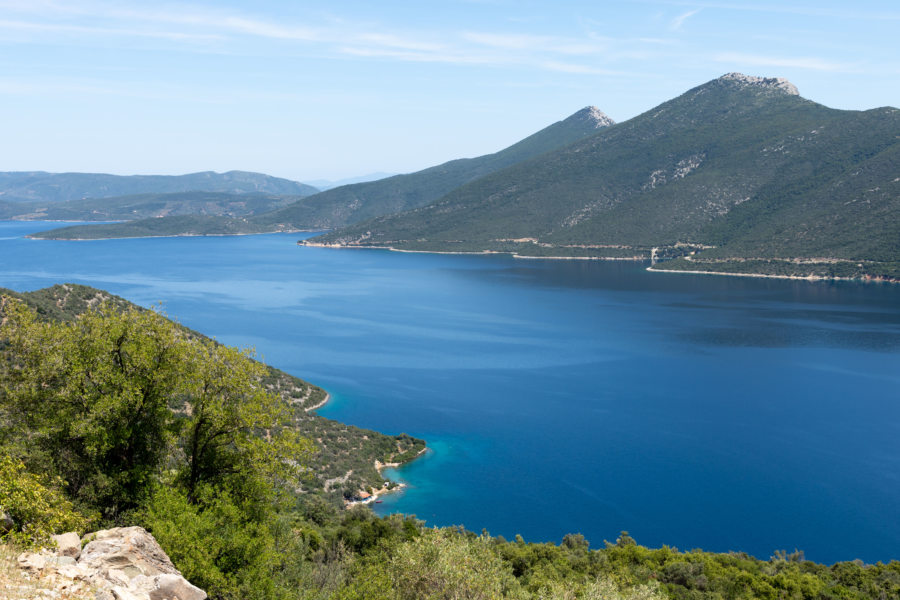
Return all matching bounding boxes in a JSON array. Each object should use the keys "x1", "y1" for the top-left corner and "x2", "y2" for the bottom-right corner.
[
  {"x1": 17, "y1": 526, "x2": 206, "y2": 600},
  {"x1": 718, "y1": 72, "x2": 799, "y2": 95},
  {"x1": 581, "y1": 106, "x2": 616, "y2": 128},
  {"x1": 51, "y1": 531, "x2": 81, "y2": 559}
]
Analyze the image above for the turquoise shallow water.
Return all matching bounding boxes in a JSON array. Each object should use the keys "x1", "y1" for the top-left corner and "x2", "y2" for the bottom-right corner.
[{"x1": 2, "y1": 220, "x2": 899, "y2": 564}]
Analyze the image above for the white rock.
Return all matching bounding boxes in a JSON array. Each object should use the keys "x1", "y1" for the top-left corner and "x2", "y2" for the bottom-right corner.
[
  {"x1": 131, "y1": 573, "x2": 207, "y2": 600},
  {"x1": 79, "y1": 527, "x2": 179, "y2": 582},
  {"x1": 718, "y1": 72, "x2": 799, "y2": 95},
  {"x1": 52, "y1": 531, "x2": 82, "y2": 559},
  {"x1": 17, "y1": 551, "x2": 48, "y2": 572}
]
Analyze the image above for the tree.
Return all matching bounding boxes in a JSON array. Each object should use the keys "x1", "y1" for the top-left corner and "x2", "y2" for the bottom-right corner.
[
  {"x1": 176, "y1": 338, "x2": 314, "y2": 504},
  {"x1": 0, "y1": 296, "x2": 313, "y2": 520},
  {"x1": 0, "y1": 297, "x2": 186, "y2": 516}
]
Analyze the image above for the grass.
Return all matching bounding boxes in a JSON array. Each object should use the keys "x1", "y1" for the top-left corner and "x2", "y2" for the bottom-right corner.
[{"x1": 0, "y1": 543, "x2": 95, "y2": 600}]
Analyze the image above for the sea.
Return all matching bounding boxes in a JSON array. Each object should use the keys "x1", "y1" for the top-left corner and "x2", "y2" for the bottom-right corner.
[{"x1": 1, "y1": 220, "x2": 898, "y2": 565}]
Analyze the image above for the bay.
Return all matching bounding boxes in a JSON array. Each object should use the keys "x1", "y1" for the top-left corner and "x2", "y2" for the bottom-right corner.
[{"x1": 1, "y1": 220, "x2": 898, "y2": 564}]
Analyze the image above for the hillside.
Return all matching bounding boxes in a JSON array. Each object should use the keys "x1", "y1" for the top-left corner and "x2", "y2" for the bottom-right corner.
[
  {"x1": 0, "y1": 170, "x2": 318, "y2": 203},
  {"x1": 251, "y1": 106, "x2": 614, "y2": 230},
  {"x1": 0, "y1": 283, "x2": 424, "y2": 497},
  {"x1": 0, "y1": 191, "x2": 304, "y2": 222},
  {"x1": 28, "y1": 215, "x2": 295, "y2": 239},
  {"x1": 309, "y1": 74, "x2": 900, "y2": 280}
]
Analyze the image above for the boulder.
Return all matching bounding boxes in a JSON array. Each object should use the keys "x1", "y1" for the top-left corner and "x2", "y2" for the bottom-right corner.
[
  {"x1": 80, "y1": 526, "x2": 180, "y2": 581},
  {"x1": 47, "y1": 555, "x2": 77, "y2": 567},
  {"x1": 52, "y1": 531, "x2": 83, "y2": 559},
  {"x1": 131, "y1": 573, "x2": 207, "y2": 600},
  {"x1": 17, "y1": 551, "x2": 47, "y2": 572},
  {"x1": 14, "y1": 526, "x2": 206, "y2": 600},
  {"x1": 78, "y1": 527, "x2": 206, "y2": 600},
  {"x1": 0, "y1": 508, "x2": 14, "y2": 533}
]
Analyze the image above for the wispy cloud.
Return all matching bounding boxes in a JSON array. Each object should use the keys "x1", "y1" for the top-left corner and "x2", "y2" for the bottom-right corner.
[
  {"x1": 0, "y1": 18, "x2": 221, "y2": 42},
  {"x1": 538, "y1": 61, "x2": 622, "y2": 76},
  {"x1": 714, "y1": 52, "x2": 852, "y2": 72},
  {"x1": 635, "y1": 0, "x2": 900, "y2": 21},
  {"x1": 670, "y1": 9, "x2": 700, "y2": 30},
  {"x1": 0, "y1": 2, "x2": 667, "y2": 77}
]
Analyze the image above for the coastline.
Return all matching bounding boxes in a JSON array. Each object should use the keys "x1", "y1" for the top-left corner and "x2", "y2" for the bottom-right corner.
[
  {"x1": 300, "y1": 241, "x2": 647, "y2": 261},
  {"x1": 27, "y1": 228, "x2": 317, "y2": 242},
  {"x1": 346, "y1": 447, "x2": 430, "y2": 507},
  {"x1": 301, "y1": 241, "x2": 897, "y2": 283},
  {"x1": 304, "y1": 392, "x2": 331, "y2": 412},
  {"x1": 647, "y1": 265, "x2": 899, "y2": 284}
]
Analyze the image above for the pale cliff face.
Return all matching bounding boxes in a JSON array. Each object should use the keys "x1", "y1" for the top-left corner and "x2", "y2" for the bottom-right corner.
[{"x1": 583, "y1": 106, "x2": 616, "y2": 128}]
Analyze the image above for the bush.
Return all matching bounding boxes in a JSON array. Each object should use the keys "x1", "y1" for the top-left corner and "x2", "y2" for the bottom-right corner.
[{"x1": 0, "y1": 456, "x2": 93, "y2": 547}]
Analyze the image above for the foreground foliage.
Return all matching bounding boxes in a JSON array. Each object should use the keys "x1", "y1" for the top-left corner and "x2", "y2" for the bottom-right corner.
[
  {"x1": 0, "y1": 283, "x2": 425, "y2": 497},
  {"x1": 0, "y1": 456, "x2": 93, "y2": 547}
]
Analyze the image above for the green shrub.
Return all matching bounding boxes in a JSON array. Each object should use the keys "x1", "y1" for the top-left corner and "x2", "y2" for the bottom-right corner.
[{"x1": 0, "y1": 456, "x2": 92, "y2": 547}]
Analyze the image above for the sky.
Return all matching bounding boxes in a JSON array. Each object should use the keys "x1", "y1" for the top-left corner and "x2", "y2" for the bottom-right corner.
[{"x1": 1, "y1": 0, "x2": 898, "y2": 182}]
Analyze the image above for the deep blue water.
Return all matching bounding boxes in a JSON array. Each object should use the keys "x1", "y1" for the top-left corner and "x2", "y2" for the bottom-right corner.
[{"x1": 1, "y1": 220, "x2": 898, "y2": 564}]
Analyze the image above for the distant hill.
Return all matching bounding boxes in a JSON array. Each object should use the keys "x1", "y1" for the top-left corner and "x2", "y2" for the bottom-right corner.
[
  {"x1": 0, "y1": 191, "x2": 303, "y2": 222},
  {"x1": 310, "y1": 74, "x2": 900, "y2": 280},
  {"x1": 305, "y1": 172, "x2": 396, "y2": 190},
  {"x1": 0, "y1": 170, "x2": 318, "y2": 203},
  {"x1": 252, "y1": 106, "x2": 614, "y2": 229},
  {"x1": 28, "y1": 215, "x2": 290, "y2": 240}
]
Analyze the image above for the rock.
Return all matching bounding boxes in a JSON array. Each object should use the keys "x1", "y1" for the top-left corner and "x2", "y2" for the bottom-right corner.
[
  {"x1": 13, "y1": 526, "x2": 206, "y2": 600},
  {"x1": 47, "y1": 555, "x2": 78, "y2": 567},
  {"x1": 52, "y1": 531, "x2": 83, "y2": 559},
  {"x1": 17, "y1": 551, "x2": 48, "y2": 572},
  {"x1": 717, "y1": 72, "x2": 799, "y2": 96},
  {"x1": 79, "y1": 527, "x2": 180, "y2": 581},
  {"x1": 131, "y1": 573, "x2": 207, "y2": 600},
  {"x1": 0, "y1": 508, "x2": 14, "y2": 533}
]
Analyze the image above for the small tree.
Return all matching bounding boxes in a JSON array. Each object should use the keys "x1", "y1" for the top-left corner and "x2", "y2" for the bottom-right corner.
[
  {"x1": 0, "y1": 296, "x2": 313, "y2": 520},
  {"x1": 1, "y1": 298, "x2": 186, "y2": 517},
  {"x1": 177, "y1": 338, "x2": 314, "y2": 504}
]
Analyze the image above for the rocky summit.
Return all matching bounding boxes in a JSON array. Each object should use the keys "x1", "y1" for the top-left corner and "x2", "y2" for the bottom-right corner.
[{"x1": 717, "y1": 72, "x2": 800, "y2": 95}]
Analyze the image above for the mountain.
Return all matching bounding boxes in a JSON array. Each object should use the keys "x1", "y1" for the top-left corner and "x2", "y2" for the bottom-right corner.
[
  {"x1": 305, "y1": 172, "x2": 396, "y2": 190},
  {"x1": 0, "y1": 191, "x2": 303, "y2": 222},
  {"x1": 309, "y1": 74, "x2": 900, "y2": 280},
  {"x1": 0, "y1": 170, "x2": 318, "y2": 203},
  {"x1": 252, "y1": 106, "x2": 614, "y2": 229}
]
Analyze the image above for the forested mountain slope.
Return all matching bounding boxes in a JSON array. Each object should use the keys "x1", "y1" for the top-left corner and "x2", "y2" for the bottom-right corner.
[
  {"x1": 252, "y1": 106, "x2": 614, "y2": 229},
  {"x1": 0, "y1": 191, "x2": 303, "y2": 222},
  {"x1": 310, "y1": 74, "x2": 900, "y2": 279}
]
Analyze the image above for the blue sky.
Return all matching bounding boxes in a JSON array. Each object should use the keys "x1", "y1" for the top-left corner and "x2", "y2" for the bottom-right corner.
[{"x1": 1, "y1": 0, "x2": 898, "y2": 182}]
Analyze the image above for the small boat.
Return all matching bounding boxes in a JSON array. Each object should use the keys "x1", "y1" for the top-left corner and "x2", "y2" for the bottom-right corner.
[{"x1": 375, "y1": 500, "x2": 383, "y2": 503}]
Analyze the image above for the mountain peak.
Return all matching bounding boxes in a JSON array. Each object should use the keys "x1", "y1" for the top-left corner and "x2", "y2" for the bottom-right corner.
[
  {"x1": 716, "y1": 72, "x2": 799, "y2": 96},
  {"x1": 572, "y1": 106, "x2": 615, "y2": 128}
]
